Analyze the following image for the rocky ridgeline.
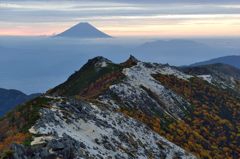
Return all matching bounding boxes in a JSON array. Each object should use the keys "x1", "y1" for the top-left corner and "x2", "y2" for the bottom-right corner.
[{"x1": 3, "y1": 56, "x2": 240, "y2": 159}]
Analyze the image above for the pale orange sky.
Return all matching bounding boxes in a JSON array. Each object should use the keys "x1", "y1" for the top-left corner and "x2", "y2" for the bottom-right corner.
[{"x1": 0, "y1": 1, "x2": 240, "y2": 37}]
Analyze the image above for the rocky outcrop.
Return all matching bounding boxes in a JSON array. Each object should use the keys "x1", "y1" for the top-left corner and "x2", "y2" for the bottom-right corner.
[{"x1": 11, "y1": 96, "x2": 195, "y2": 159}]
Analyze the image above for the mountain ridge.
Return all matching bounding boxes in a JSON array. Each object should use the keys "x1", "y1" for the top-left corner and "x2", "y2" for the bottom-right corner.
[
  {"x1": 190, "y1": 55, "x2": 240, "y2": 69},
  {"x1": 133, "y1": 39, "x2": 239, "y2": 65},
  {"x1": 0, "y1": 56, "x2": 240, "y2": 158},
  {"x1": 0, "y1": 88, "x2": 41, "y2": 116},
  {"x1": 180, "y1": 63, "x2": 240, "y2": 94}
]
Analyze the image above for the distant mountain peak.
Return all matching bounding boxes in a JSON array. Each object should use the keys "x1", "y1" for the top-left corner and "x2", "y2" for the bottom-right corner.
[
  {"x1": 78, "y1": 22, "x2": 91, "y2": 25},
  {"x1": 73, "y1": 22, "x2": 97, "y2": 29},
  {"x1": 56, "y1": 22, "x2": 112, "y2": 38}
]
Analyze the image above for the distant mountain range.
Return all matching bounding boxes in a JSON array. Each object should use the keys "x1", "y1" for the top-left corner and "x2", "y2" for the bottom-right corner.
[
  {"x1": 56, "y1": 22, "x2": 112, "y2": 38},
  {"x1": 0, "y1": 88, "x2": 40, "y2": 116},
  {"x1": 191, "y1": 55, "x2": 240, "y2": 69},
  {"x1": 133, "y1": 39, "x2": 239, "y2": 64},
  {"x1": 1, "y1": 56, "x2": 240, "y2": 158}
]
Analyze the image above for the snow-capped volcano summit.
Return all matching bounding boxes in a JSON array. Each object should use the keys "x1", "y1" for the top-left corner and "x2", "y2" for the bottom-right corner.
[{"x1": 56, "y1": 22, "x2": 112, "y2": 38}]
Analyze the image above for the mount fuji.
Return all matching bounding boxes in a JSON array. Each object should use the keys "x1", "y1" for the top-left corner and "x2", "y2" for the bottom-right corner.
[{"x1": 56, "y1": 22, "x2": 112, "y2": 38}]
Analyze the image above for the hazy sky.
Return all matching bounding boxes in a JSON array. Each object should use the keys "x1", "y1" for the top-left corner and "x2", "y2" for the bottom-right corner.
[{"x1": 0, "y1": 0, "x2": 240, "y2": 37}]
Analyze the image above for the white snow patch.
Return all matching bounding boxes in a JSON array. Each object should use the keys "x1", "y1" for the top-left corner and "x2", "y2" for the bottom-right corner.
[
  {"x1": 31, "y1": 136, "x2": 54, "y2": 146},
  {"x1": 95, "y1": 61, "x2": 108, "y2": 68},
  {"x1": 158, "y1": 66, "x2": 192, "y2": 80},
  {"x1": 101, "y1": 61, "x2": 107, "y2": 67},
  {"x1": 197, "y1": 75, "x2": 213, "y2": 83}
]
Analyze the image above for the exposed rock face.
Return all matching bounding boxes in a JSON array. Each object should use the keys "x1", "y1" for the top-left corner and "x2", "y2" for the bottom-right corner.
[
  {"x1": 101, "y1": 62, "x2": 193, "y2": 120},
  {"x1": 11, "y1": 135, "x2": 77, "y2": 159},
  {"x1": 13, "y1": 97, "x2": 195, "y2": 159}
]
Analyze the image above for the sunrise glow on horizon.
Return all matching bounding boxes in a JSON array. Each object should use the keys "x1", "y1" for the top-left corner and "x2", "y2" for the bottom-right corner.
[{"x1": 1, "y1": 0, "x2": 240, "y2": 37}]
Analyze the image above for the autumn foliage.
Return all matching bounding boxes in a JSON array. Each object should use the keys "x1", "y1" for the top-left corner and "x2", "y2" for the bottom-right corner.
[
  {"x1": 122, "y1": 74, "x2": 240, "y2": 159},
  {"x1": 0, "y1": 97, "x2": 52, "y2": 156},
  {"x1": 0, "y1": 133, "x2": 29, "y2": 152}
]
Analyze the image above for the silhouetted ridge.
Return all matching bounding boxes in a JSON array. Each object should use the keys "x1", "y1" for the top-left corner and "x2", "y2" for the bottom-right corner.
[
  {"x1": 56, "y1": 22, "x2": 112, "y2": 38},
  {"x1": 191, "y1": 55, "x2": 240, "y2": 69},
  {"x1": 0, "y1": 88, "x2": 41, "y2": 116}
]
